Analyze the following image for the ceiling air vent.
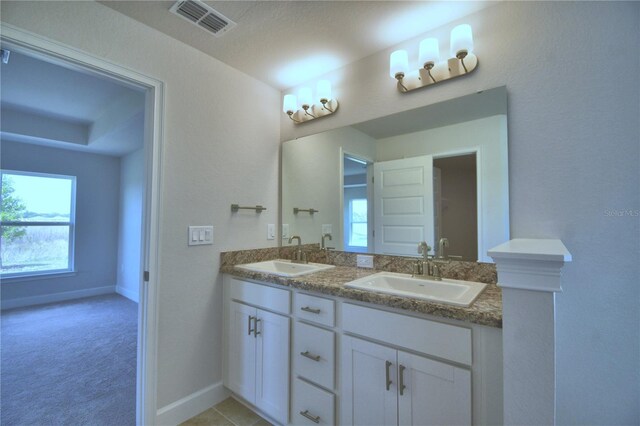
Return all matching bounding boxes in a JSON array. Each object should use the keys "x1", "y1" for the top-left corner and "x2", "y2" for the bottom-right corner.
[{"x1": 170, "y1": 0, "x2": 236, "y2": 37}]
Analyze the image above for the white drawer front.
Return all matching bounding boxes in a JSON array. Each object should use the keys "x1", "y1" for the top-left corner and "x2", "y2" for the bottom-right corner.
[
  {"x1": 342, "y1": 303, "x2": 472, "y2": 365},
  {"x1": 294, "y1": 321, "x2": 335, "y2": 390},
  {"x1": 294, "y1": 293, "x2": 335, "y2": 327},
  {"x1": 292, "y1": 378, "x2": 335, "y2": 426},
  {"x1": 227, "y1": 278, "x2": 290, "y2": 314}
]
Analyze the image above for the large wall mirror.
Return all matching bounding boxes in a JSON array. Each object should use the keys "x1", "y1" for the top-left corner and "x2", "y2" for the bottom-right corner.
[{"x1": 281, "y1": 86, "x2": 509, "y2": 262}]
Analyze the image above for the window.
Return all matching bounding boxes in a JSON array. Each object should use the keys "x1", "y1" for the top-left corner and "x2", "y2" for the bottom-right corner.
[
  {"x1": 1, "y1": 170, "x2": 76, "y2": 278},
  {"x1": 348, "y1": 199, "x2": 367, "y2": 247}
]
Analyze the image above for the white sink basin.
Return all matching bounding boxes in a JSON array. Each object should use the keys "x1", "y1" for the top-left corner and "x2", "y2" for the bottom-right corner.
[
  {"x1": 235, "y1": 259, "x2": 335, "y2": 277},
  {"x1": 344, "y1": 272, "x2": 486, "y2": 307}
]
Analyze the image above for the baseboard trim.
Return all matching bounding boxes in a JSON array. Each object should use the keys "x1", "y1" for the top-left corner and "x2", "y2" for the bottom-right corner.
[
  {"x1": 156, "y1": 381, "x2": 229, "y2": 426},
  {"x1": 116, "y1": 285, "x2": 139, "y2": 303},
  {"x1": 1, "y1": 285, "x2": 115, "y2": 310}
]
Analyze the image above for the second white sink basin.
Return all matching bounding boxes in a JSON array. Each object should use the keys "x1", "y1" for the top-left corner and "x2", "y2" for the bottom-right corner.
[
  {"x1": 344, "y1": 272, "x2": 486, "y2": 307},
  {"x1": 235, "y1": 259, "x2": 335, "y2": 277}
]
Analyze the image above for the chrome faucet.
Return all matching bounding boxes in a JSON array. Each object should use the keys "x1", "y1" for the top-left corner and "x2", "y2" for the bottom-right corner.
[
  {"x1": 288, "y1": 235, "x2": 307, "y2": 264},
  {"x1": 321, "y1": 233, "x2": 334, "y2": 251},
  {"x1": 431, "y1": 238, "x2": 451, "y2": 281},
  {"x1": 437, "y1": 238, "x2": 449, "y2": 260},
  {"x1": 415, "y1": 241, "x2": 433, "y2": 278}
]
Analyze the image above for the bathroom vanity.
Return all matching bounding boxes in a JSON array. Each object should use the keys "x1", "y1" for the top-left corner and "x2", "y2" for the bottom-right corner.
[{"x1": 221, "y1": 256, "x2": 503, "y2": 426}]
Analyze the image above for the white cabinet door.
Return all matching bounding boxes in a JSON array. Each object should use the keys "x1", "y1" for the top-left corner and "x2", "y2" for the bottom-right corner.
[
  {"x1": 255, "y1": 308, "x2": 290, "y2": 425},
  {"x1": 226, "y1": 301, "x2": 257, "y2": 402},
  {"x1": 342, "y1": 336, "x2": 398, "y2": 426},
  {"x1": 397, "y1": 351, "x2": 471, "y2": 426}
]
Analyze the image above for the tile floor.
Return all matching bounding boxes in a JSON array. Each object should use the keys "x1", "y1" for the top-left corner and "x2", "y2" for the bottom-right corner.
[{"x1": 180, "y1": 397, "x2": 272, "y2": 426}]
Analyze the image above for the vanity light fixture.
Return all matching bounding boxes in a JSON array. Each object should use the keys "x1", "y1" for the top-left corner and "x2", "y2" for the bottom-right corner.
[
  {"x1": 390, "y1": 24, "x2": 478, "y2": 93},
  {"x1": 283, "y1": 80, "x2": 339, "y2": 124}
]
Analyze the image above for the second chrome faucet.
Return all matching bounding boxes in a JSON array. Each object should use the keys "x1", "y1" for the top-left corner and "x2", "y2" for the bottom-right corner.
[{"x1": 288, "y1": 235, "x2": 307, "y2": 264}]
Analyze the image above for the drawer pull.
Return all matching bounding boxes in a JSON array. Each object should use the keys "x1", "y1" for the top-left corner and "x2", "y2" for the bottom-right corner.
[
  {"x1": 254, "y1": 318, "x2": 261, "y2": 337},
  {"x1": 301, "y1": 306, "x2": 321, "y2": 314},
  {"x1": 399, "y1": 364, "x2": 406, "y2": 396},
  {"x1": 300, "y1": 350, "x2": 321, "y2": 362},
  {"x1": 385, "y1": 360, "x2": 392, "y2": 391},
  {"x1": 248, "y1": 315, "x2": 255, "y2": 336},
  {"x1": 299, "y1": 410, "x2": 321, "y2": 423}
]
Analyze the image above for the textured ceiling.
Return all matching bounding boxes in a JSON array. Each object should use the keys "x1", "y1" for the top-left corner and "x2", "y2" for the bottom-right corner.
[
  {"x1": 100, "y1": 1, "x2": 496, "y2": 90},
  {"x1": 0, "y1": 51, "x2": 145, "y2": 156}
]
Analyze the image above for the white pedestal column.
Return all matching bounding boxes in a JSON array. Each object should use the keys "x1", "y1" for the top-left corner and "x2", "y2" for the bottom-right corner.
[{"x1": 489, "y1": 239, "x2": 572, "y2": 426}]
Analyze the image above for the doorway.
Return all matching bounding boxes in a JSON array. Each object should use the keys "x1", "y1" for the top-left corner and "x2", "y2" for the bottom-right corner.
[
  {"x1": 0, "y1": 26, "x2": 163, "y2": 424},
  {"x1": 343, "y1": 154, "x2": 372, "y2": 253}
]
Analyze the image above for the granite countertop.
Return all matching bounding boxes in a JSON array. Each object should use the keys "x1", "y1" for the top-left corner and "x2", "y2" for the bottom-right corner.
[{"x1": 220, "y1": 263, "x2": 502, "y2": 328}]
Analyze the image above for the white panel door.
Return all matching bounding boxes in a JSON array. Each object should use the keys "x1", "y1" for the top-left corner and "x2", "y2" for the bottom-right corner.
[
  {"x1": 226, "y1": 301, "x2": 257, "y2": 402},
  {"x1": 341, "y1": 336, "x2": 398, "y2": 426},
  {"x1": 374, "y1": 156, "x2": 434, "y2": 255},
  {"x1": 255, "y1": 309, "x2": 290, "y2": 425},
  {"x1": 397, "y1": 351, "x2": 471, "y2": 426}
]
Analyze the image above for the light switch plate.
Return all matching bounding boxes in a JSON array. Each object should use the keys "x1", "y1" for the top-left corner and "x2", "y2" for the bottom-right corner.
[
  {"x1": 322, "y1": 224, "x2": 332, "y2": 235},
  {"x1": 356, "y1": 254, "x2": 374, "y2": 268},
  {"x1": 282, "y1": 224, "x2": 290, "y2": 239},
  {"x1": 267, "y1": 224, "x2": 275, "y2": 240},
  {"x1": 188, "y1": 226, "x2": 213, "y2": 246}
]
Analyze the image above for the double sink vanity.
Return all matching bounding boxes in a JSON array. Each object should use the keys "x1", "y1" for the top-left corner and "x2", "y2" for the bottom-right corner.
[
  {"x1": 221, "y1": 247, "x2": 503, "y2": 426},
  {"x1": 221, "y1": 86, "x2": 509, "y2": 425}
]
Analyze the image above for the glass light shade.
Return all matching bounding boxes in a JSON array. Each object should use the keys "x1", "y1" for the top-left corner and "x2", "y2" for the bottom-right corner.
[
  {"x1": 450, "y1": 24, "x2": 474, "y2": 57},
  {"x1": 389, "y1": 50, "x2": 409, "y2": 79},
  {"x1": 419, "y1": 38, "x2": 440, "y2": 67},
  {"x1": 298, "y1": 87, "x2": 313, "y2": 108},
  {"x1": 283, "y1": 94, "x2": 297, "y2": 113},
  {"x1": 316, "y1": 80, "x2": 332, "y2": 101}
]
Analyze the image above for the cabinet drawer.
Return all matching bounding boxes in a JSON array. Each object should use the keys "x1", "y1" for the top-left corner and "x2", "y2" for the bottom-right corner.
[
  {"x1": 292, "y1": 378, "x2": 335, "y2": 426},
  {"x1": 227, "y1": 278, "x2": 290, "y2": 314},
  {"x1": 343, "y1": 303, "x2": 472, "y2": 365},
  {"x1": 294, "y1": 293, "x2": 335, "y2": 327},
  {"x1": 294, "y1": 321, "x2": 335, "y2": 390}
]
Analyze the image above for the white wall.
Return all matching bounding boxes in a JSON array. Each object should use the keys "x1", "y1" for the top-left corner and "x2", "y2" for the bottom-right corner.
[
  {"x1": 281, "y1": 2, "x2": 640, "y2": 423},
  {"x1": 116, "y1": 148, "x2": 144, "y2": 303},
  {"x1": 0, "y1": 0, "x2": 281, "y2": 417},
  {"x1": 0, "y1": 140, "x2": 120, "y2": 308},
  {"x1": 282, "y1": 126, "x2": 375, "y2": 250}
]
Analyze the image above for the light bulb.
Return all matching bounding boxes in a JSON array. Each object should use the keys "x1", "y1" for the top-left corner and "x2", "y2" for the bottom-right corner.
[
  {"x1": 283, "y1": 94, "x2": 297, "y2": 113},
  {"x1": 389, "y1": 50, "x2": 409, "y2": 79},
  {"x1": 450, "y1": 24, "x2": 474, "y2": 59},
  {"x1": 316, "y1": 80, "x2": 332, "y2": 102},
  {"x1": 419, "y1": 38, "x2": 440, "y2": 68},
  {"x1": 298, "y1": 87, "x2": 313, "y2": 109}
]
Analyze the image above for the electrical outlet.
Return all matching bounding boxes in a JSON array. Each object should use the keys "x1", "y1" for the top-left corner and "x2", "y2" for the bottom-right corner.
[
  {"x1": 267, "y1": 224, "x2": 275, "y2": 240},
  {"x1": 322, "y1": 224, "x2": 332, "y2": 235},
  {"x1": 356, "y1": 254, "x2": 374, "y2": 268},
  {"x1": 282, "y1": 224, "x2": 290, "y2": 239}
]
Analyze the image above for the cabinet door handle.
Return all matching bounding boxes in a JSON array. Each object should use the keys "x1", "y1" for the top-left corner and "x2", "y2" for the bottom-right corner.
[
  {"x1": 254, "y1": 318, "x2": 261, "y2": 337},
  {"x1": 300, "y1": 350, "x2": 321, "y2": 362},
  {"x1": 301, "y1": 306, "x2": 321, "y2": 314},
  {"x1": 399, "y1": 364, "x2": 406, "y2": 396},
  {"x1": 299, "y1": 410, "x2": 321, "y2": 423},
  {"x1": 385, "y1": 360, "x2": 393, "y2": 391},
  {"x1": 248, "y1": 315, "x2": 255, "y2": 336}
]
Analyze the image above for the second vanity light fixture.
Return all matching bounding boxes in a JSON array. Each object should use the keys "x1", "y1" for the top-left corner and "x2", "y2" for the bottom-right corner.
[
  {"x1": 283, "y1": 80, "x2": 339, "y2": 124},
  {"x1": 390, "y1": 24, "x2": 478, "y2": 93}
]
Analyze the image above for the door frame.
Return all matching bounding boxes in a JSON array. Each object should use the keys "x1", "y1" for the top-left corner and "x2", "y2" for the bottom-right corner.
[{"x1": 1, "y1": 24, "x2": 165, "y2": 425}]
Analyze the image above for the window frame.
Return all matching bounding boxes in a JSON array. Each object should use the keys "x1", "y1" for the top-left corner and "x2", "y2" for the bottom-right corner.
[
  {"x1": 1, "y1": 169, "x2": 77, "y2": 279},
  {"x1": 348, "y1": 198, "x2": 368, "y2": 248}
]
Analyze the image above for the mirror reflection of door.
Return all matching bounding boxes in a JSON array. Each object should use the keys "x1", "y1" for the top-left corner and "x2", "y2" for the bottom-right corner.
[
  {"x1": 373, "y1": 155, "x2": 434, "y2": 256},
  {"x1": 433, "y1": 153, "x2": 477, "y2": 261},
  {"x1": 343, "y1": 155, "x2": 371, "y2": 253}
]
